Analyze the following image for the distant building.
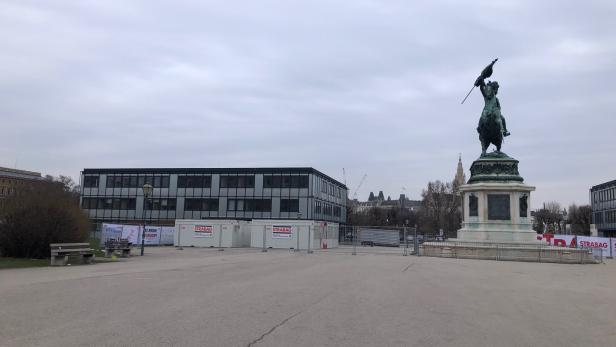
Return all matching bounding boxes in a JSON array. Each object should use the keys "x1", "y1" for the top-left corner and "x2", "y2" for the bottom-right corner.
[
  {"x1": 590, "y1": 179, "x2": 616, "y2": 237},
  {"x1": 0, "y1": 167, "x2": 43, "y2": 207},
  {"x1": 352, "y1": 193, "x2": 421, "y2": 213},
  {"x1": 354, "y1": 156, "x2": 465, "y2": 214},
  {"x1": 80, "y1": 167, "x2": 347, "y2": 229}
]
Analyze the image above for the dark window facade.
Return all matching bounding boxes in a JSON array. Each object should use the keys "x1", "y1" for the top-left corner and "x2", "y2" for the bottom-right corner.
[
  {"x1": 594, "y1": 212, "x2": 603, "y2": 224},
  {"x1": 263, "y1": 175, "x2": 309, "y2": 188},
  {"x1": 227, "y1": 199, "x2": 244, "y2": 211},
  {"x1": 81, "y1": 197, "x2": 136, "y2": 210},
  {"x1": 184, "y1": 198, "x2": 219, "y2": 211},
  {"x1": 333, "y1": 206, "x2": 342, "y2": 217},
  {"x1": 245, "y1": 199, "x2": 271, "y2": 212},
  {"x1": 83, "y1": 176, "x2": 99, "y2": 188},
  {"x1": 106, "y1": 175, "x2": 170, "y2": 188},
  {"x1": 220, "y1": 175, "x2": 255, "y2": 188},
  {"x1": 145, "y1": 198, "x2": 177, "y2": 211},
  {"x1": 228, "y1": 199, "x2": 272, "y2": 212},
  {"x1": 324, "y1": 204, "x2": 333, "y2": 216},
  {"x1": 280, "y1": 199, "x2": 299, "y2": 212},
  {"x1": 315, "y1": 200, "x2": 322, "y2": 214},
  {"x1": 177, "y1": 176, "x2": 212, "y2": 188}
]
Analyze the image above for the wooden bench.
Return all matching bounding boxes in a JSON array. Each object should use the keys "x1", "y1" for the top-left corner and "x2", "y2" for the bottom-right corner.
[
  {"x1": 104, "y1": 238, "x2": 132, "y2": 258},
  {"x1": 50, "y1": 243, "x2": 95, "y2": 266}
]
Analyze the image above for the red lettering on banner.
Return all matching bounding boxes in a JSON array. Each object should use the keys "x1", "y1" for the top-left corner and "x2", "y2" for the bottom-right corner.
[{"x1": 579, "y1": 241, "x2": 608, "y2": 248}]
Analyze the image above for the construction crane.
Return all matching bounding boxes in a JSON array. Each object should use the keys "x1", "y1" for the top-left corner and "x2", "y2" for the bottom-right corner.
[{"x1": 351, "y1": 174, "x2": 367, "y2": 201}]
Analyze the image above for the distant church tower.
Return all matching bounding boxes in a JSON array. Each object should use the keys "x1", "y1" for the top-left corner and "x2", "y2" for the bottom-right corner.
[{"x1": 454, "y1": 154, "x2": 466, "y2": 187}]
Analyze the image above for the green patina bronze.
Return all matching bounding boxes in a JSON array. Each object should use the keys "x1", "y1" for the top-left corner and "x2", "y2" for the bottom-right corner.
[
  {"x1": 474, "y1": 59, "x2": 510, "y2": 156},
  {"x1": 468, "y1": 152, "x2": 523, "y2": 184},
  {"x1": 465, "y1": 59, "x2": 524, "y2": 184}
]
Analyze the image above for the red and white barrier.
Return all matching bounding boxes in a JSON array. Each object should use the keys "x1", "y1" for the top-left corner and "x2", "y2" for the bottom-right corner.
[{"x1": 537, "y1": 234, "x2": 613, "y2": 257}]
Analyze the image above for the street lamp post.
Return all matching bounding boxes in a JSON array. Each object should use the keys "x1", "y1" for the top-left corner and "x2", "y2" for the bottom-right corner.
[{"x1": 140, "y1": 183, "x2": 153, "y2": 256}]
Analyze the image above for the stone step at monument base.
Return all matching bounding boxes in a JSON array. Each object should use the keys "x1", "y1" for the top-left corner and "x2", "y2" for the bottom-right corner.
[
  {"x1": 456, "y1": 229, "x2": 537, "y2": 243},
  {"x1": 421, "y1": 241, "x2": 599, "y2": 264}
]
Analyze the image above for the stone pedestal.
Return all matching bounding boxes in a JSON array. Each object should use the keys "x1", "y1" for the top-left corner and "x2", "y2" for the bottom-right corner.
[
  {"x1": 454, "y1": 152, "x2": 536, "y2": 243},
  {"x1": 456, "y1": 182, "x2": 536, "y2": 242}
]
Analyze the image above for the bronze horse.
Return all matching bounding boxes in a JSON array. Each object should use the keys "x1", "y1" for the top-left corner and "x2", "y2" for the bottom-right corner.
[{"x1": 473, "y1": 60, "x2": 509, "y2": 156}]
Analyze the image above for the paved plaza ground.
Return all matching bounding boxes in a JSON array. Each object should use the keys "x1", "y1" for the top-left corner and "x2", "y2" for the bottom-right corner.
[{"x1": 1, "y1": 246, "x2": 615, "y2": 347}]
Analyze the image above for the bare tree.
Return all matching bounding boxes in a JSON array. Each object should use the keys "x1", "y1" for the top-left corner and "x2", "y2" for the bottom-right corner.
[
  {"x1": 567, "y1": 204, "x2": 592, "y2": 235},
  {"x1": 346, "y1": 199, "x2": 419, "y2": 227},
  {"x1": 534, "y1": 201, "x2": 565, "y2": 233},
  {"x1": 0, "y1": 177, "x2": 89, "y2": 258},
  {"x1": 418, "y1": 180, "x2": 461, "y2": 237}
]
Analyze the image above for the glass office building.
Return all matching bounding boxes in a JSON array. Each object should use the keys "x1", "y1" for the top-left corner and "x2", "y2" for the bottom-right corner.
[
  {"x1": 80, "y1": 167, "x2": 347, "y2": 229},
  {"x1": 590, "y1": 179, "x2": 616, "y2": 237}
]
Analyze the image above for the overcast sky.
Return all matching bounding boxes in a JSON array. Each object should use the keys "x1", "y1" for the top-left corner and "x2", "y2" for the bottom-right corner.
[{"x1": 1, "y1": 0, "x2": 615, "y2": 207}]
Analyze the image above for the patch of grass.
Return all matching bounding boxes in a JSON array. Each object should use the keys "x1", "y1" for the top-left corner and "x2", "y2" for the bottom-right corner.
[{"x1": 0, "y1": 257, "x2": 49, "y2": 269}]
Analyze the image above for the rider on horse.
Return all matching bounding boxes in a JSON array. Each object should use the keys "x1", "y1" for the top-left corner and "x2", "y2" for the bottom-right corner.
[
  {"x1": 475, "y1": 74, "x2": 510, "y2": 140},
  {"x1": 471, "y1": 59, "x2": 511, "y2": 156}
]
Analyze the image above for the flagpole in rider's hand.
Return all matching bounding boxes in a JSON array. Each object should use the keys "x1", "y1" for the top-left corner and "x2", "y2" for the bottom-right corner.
[
  {"x1": 461, "y1": 58, "x2": 498, "y2": 104},
  {"x1": 461, "y1": 85, "x2": 475, "y2": 104}
]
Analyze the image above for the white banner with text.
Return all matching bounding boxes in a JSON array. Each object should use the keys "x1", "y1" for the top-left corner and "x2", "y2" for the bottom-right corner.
[{"x1": 537, "y1": 234, "x2": 612, "y2": 257}]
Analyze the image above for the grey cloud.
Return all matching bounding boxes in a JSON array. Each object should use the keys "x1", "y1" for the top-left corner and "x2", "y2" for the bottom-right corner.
[{"x1": 1, "y1": 0, "x2": 615, "y2": 206}]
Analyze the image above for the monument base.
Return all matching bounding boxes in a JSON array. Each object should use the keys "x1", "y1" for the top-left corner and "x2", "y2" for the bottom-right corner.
[
  {"x1": 421, "y1": 241, "x2": 598, "y2": 264},
  {"x1": 421, "y1": 151, "x2": 597, "y2": 263},
  {"x1": 456, "y1": 218, "x2": 538, "y2": 242},
  {"x1": 458, "y1": 181, "x2": 536, "y2": 242}
]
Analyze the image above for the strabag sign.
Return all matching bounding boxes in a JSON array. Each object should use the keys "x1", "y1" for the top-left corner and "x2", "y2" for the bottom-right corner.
[
  {"x1": 272, "y1": 225, "x2": 293, "y2": 239},
  {"x1": 194, "y1": 225, "x2": 213, "y2": 238},
  {"x1": 577, "y1": 236, "x2": 611, "y2": 257}
]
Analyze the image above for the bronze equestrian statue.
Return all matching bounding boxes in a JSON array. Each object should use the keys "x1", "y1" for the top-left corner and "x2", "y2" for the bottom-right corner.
[{"x1": 472, "y1": 59, "x2": 511, "y2": 156}]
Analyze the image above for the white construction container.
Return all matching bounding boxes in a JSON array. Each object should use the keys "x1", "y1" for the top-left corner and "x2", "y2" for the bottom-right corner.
[
  {"x1": 174, "y1": 219, "x2": 251, "y2": 248},
  {"x1": 250, "y1": 220, "x2": 339, "y2": 250}
]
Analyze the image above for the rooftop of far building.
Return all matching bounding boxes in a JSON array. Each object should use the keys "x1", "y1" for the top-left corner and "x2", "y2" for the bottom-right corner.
[{"x1": 0, "y1": 167, "x2": 42, "y2": 180}]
